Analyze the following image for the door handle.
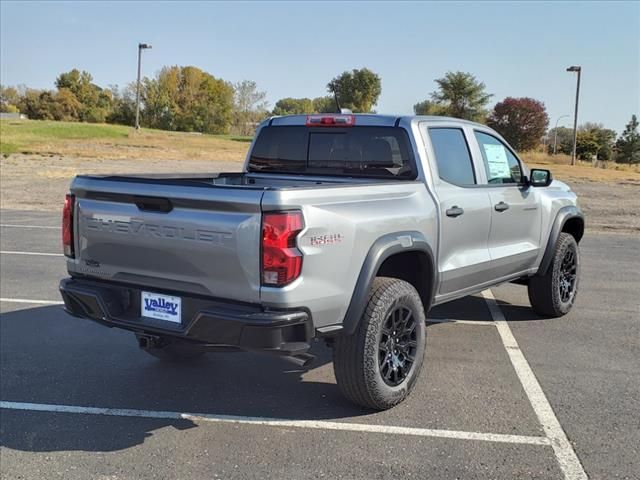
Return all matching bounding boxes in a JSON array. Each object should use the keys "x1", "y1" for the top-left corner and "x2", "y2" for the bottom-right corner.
[
  {"x1": 494, "y1": 201, "x2": 510, "y2": 212},
  {"x1": 446, "y1": 206, "x2": 464, "y2": 218}
]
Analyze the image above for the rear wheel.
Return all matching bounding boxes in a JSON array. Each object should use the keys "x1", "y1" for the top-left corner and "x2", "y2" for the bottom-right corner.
[
  {"x1": 528, "y1": 232, "x2": 580, "y2": 317},
  {"x1": 333, "y1": 277, "x2": 426, "y2": 410},
  {"x1": 136, "y1": 335, "x2": 206, "y2": 362}
]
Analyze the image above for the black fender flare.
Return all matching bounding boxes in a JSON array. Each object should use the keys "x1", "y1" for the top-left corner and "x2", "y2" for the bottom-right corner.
[
  {"x1": 538, "y1": 206, "x2": 584, "y2": 276},
  {"x1": 341, "y1": 231, "x2": 437, "y2": 336}
]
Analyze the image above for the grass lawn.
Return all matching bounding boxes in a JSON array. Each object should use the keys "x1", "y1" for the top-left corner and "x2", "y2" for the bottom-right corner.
[
  {"x1": 1, "y1": 119, "x2": 638, "y2": 182},
  {"x1": 0, "y1": 119, "x2": 251, "y2": 161},
  {"x1": 521, "y1": 151, "x2": 640, "y2": 183},
  {"x1": 0, "y1": 120, "x2": 129, "y2": 155}
]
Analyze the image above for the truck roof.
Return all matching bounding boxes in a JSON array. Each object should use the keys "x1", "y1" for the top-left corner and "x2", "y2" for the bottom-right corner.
[{"x1": 267, "y1": 114, "x2": 487, "y2": 129}]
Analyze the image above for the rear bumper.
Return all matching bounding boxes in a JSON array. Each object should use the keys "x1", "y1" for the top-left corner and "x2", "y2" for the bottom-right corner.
[{"x1": 59, "y1": 277, "x2": 313, "y2": 356}]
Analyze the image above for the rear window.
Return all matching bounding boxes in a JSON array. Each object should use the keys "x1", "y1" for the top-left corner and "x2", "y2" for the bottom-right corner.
[
  {"x1": 429, "y1": 128, "x2": 476, "y2": 186},
  {"x1": 248, "y1": 126, "x2": 417, "y2": 179}
]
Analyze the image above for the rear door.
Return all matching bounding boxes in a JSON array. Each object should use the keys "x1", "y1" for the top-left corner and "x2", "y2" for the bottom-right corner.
[
  {"x1": 421, "y1": 125, "x2": 493, "y2": 296},
  {"x1": 70, "y1": 177, "x2": 264, "y2": 303},
  {"x1": 472, "y1": 130, "x2": 542, "y2": 277}
]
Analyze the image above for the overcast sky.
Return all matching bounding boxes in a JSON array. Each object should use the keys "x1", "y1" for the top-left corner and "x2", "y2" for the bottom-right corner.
[{"x1": 1, "y1": 1, "x2": 638, "y2": 131}]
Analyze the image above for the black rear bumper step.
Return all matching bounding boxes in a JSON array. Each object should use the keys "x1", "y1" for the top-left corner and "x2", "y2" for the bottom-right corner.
[{"x1": 59, "y1": 277, "x2": 313, "y2": 356}]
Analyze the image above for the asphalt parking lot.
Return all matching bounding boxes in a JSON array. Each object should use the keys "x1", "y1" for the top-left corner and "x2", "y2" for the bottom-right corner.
[{"x1": 1, "y1": 209, "x2": 638, "y2": 480}]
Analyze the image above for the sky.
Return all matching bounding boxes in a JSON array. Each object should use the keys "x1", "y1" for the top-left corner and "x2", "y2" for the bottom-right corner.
[{"x1": 1, "y1": 1, "x2": 639, "y2": 132}]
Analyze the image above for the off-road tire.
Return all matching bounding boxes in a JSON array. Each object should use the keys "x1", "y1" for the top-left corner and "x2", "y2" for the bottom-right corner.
[
  {"x1": 333, "y1": 277, "x2": 427, "y2": 410},
  {"x1": 137, "y1": 336, "x2": 206, "y2": 363},
  {"x1": 528, "y1": 232, "x2": 580, "y2": 317}
]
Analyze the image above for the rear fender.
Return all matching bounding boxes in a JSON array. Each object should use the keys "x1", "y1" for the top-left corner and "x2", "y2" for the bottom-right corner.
[{"x1": 341, "y1": 232, "x2": 437, "y2": 336}]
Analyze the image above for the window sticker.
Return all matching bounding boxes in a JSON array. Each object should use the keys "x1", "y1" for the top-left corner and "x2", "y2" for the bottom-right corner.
[{"x1": 483, "y1": 143, "x2": 511, "y2": 179}]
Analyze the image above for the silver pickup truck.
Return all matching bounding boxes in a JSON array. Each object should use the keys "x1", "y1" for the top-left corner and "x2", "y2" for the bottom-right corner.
[{"x1": 59, "y1": 114, "x2": 584, "y2": 410}]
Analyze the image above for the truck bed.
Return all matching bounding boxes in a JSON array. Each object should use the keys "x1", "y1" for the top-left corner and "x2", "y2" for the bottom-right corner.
[
  {"x1": 68, "y1": 172, "x2": 403, "y2": 305},
  {"x1": 76, "y1": 172, "x2": 360, "y2": 190}
]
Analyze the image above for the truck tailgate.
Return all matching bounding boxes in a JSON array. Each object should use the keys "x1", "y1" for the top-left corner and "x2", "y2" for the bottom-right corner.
[{"x1": 69, "y1": 177, "x2": 264, "y2": 304}]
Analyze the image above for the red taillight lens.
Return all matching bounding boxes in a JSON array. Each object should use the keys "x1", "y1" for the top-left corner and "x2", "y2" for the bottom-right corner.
[
  {"x1": 306, "y1": 114, "x2": 355, "y2": 127},
  {"x1": 62, "y1": 194, "x2": 74, "y2": 258},
  {"x1": 262, "y1": 211, "x2": 304, "y2": 287}
]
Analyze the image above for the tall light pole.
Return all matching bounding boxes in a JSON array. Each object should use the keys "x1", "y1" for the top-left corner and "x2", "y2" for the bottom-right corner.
[
  {"x1": 566, "y1": 65, "x2": 581, "y2": 165},
  {"x1": 553, "y1": 114, "x2": 570, "y2": 155},
  {"x1": 135, "y1": 43, "x2": 152, "y2": 130}
]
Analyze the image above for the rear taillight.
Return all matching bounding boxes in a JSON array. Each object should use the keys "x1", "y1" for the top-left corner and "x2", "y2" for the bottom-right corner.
[
  {"x1": 261, "y1": 211, "x2": 304, "y2": 287},
  {"x1": 62, "y1": 194, "x2": 74, "y2": 258},
  {"x1": 306, "y1": 114, "x2": 355, "y2": 127}
]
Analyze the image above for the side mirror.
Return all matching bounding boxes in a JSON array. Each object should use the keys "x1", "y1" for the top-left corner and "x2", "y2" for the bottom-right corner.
[{"x1": 529, "y1": 168, "x2": 553, "y2": 187}]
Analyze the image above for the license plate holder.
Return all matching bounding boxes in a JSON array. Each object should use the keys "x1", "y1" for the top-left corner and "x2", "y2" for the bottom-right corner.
[{"x1": 141, "y1": 291, "x2": 182, "y2": 324}]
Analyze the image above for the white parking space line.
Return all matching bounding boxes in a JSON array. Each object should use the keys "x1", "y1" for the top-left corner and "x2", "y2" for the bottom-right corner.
[
  {"x1": 0, "y1": 400, "x2": 551, "y2": 446},
  {"x1": 0, "y1": 298, "x2": 63, "y2": 305},
  {"x1": 0, "y1": 251, "x2": 63, "y2": 257},
  {"x1": 482, "y1": 290, "x2": 588, "y2": 480},
  {"x1": 427, "y1": 318, "x2": 496, "y2": 326},
  {"x1": 0, "y1": 224, "x2": 59, "y2": 229}
]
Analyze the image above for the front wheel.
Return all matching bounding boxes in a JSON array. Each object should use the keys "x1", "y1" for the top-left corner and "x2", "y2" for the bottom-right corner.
[
  {"x1": 333, "y1": 277, "x2": 427, "y2": 410},
  {"x1": 528, "y1": 232, "x2": 580, "y2": 317}
]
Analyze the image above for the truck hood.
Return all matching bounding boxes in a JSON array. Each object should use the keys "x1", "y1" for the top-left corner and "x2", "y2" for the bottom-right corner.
[{"x1": 549, "y1": 179, "x2": 572, "y2": 192}]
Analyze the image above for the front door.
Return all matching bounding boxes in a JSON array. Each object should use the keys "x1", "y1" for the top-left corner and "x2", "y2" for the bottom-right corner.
[{"x1": 473, "y1": 131, "x2": 542, "y2": 277}]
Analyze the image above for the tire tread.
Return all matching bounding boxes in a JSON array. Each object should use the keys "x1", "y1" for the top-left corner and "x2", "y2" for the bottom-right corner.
[
  {"x1": 528, "y1": 232, "x2": 579, "y2": 317},
  {"x1": 334, "y1": 277, "x2": 426, "y2": 410}
]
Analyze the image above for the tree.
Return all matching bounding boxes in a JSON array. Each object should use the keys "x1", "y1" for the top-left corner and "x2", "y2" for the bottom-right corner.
[
  {"x1": 55, "y1": 69, "x2": 93, "y2": 96},
  {"x1": 327, "y1": 68, "x2": 381, "y2": 113},
  {"x1": 313, "y1": 96, "x2": 338, "y2": 113},
  {"x1": 233, "y1": 80, "x2": 269, "y2": 135},
  {"x1": 589, "y1": 125, "x2": 616, "y2": 161},
  {"x1": 575, "y1": 123, "x2": 616, "y2": 160},
  {"x1": 17, "y1": 89, "x2": 56, "y2": 120},
  {"x1": 106, "y1": 84, "x2": 137, "y2": 126},
  {"x1": 272, "y1": 97, "x2": 315, "y2": 115},
  {"x1": 142, "y1": 66, "x2": 234, "y2": 134},
  {"x1": 0, "y1": 85, "x2": 21, "y2": 113},
  {"x1": 615, "y1": 114, "x2": 640, "y2": 164},
  {"x1": 547, "y1": 126, "x2": 574, "y2": 155},
  {"x1": 55, "y1": 69, "x2": 113, "y2": 122},
  {"x1": 52, "y1": 88, "x2": 82, "y2": 121},
  {"x1": 553, "y1": 123, "x2": 617, "y2": 160},
  {"x1": 575, "y1": 130, "x2": 601, "y2": 160},
  {"x1": 271, "y1": 96, "x2": 337, "y2": 115},
  {"x1": 415, "y1": 71, "x2": 492, "y2": 122},
  {"x1": 487, "y1": 97, "x2": 549, "y2": 151},
  {"x1": 413, "y1": 99, "x2": 447, "y2": 116}
]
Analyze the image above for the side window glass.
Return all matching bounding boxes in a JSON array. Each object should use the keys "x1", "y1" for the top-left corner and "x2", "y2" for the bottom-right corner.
[
  {"x1": 428, "y1": 128, "x2": 476, "y2": 186},
  {"x1": 474, "y1": 131, "x2": 522, "y2": 184}
]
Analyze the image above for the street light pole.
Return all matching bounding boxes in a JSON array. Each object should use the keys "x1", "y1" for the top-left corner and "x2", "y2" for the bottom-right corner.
[
  {"x1": 135, "y1": 43, "x2": 152, "y2": 130},
  {"x1": 553, "y1": 114, "x2": 570, "y2": 155},
  {"x1": 566, "y1": 66, "x2": 581, "y2": 165}
]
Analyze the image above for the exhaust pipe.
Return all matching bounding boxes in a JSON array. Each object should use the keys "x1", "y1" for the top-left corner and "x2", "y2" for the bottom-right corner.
[{"x1": 284, "y1": 352, "x2": 315, "y2": 368}]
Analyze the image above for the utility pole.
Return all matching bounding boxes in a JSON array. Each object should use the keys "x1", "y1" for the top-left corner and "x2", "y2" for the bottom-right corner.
[
  {"x1": 566, "y1": 66, "x2": 581, "y2": 165},
  {"x1": 553, "y1": 114, "x2": 570, "y2": 155},
  {"x1": 135, "y1": 43, "x2": 152, "y2": 130}
]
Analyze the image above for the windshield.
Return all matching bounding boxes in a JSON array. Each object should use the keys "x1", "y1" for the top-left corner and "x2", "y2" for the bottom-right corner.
[{"x1": 248, "y1": 126, "x2": 417, "y2": 179}]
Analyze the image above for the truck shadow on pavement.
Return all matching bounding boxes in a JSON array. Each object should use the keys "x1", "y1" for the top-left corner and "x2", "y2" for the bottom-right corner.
[
  {"x1": 0, "y1": 409, "x2": 199, "y2": 453},
  {"x1": 0, "y1": 305, "x2": 360, "y2": 453},
  {"x1": 492, "y1": 302, "x2": 549, "y2": 322},
  {"x1": 428, "y1": 291, "x2": 548, "y2": 323},
  {"x1": 0, "y1": 295, "x2": 541, "y2": 453},
  {"x1": 428, "y1": 295, "x2": 494, "y2": 322}
]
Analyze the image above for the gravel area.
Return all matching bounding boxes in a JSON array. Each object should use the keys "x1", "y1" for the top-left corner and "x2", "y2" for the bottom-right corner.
[
  {"x1": 0, "y1": 154, "x2": 243, "y2": 211},
  {"x1": 1, "y1": 154, "x2": 638, "y2": 233}
]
